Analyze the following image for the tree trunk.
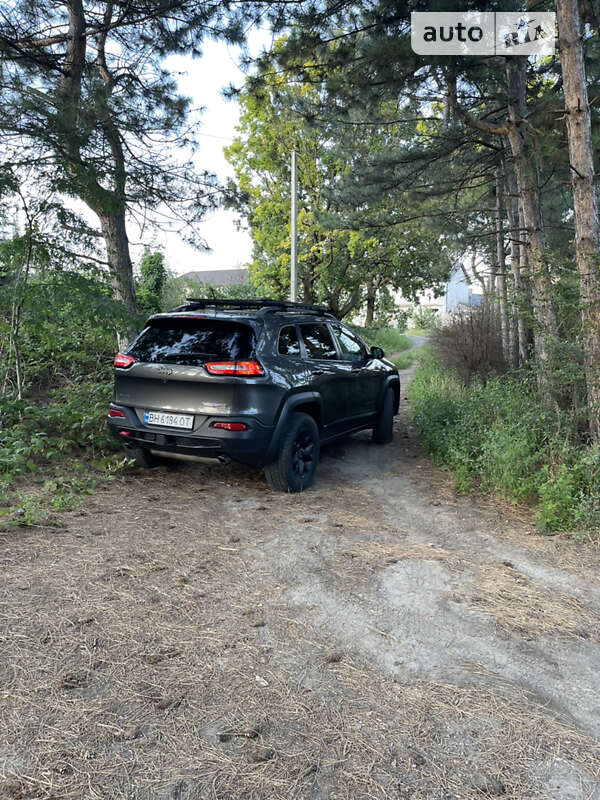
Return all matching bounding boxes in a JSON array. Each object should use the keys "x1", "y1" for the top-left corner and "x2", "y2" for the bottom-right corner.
[
  {"x1": 365, "y1": 276, "x2": 376, "y2": 326},
  {"x1": 503, "y1": 158, "x2": 529, "y2": 367},
  {"x1": 470, "y1": 249, "x2": 487, "y2": 294},
  {"x1": 445, "y1": 65, "x2": 549, "y2": 359},
  {"x1": 495, "y1": 166, "x2": 511, "y2": 363},
  {"x1": 99, "y1": 210, "x2": 136, "y2": 315},
  {"x1": 302, "y1": 250, "x2": 317, "y2": 304},
  {"x1": 557, "y1": 0, "x2": 600, "y2": 441},
  {"x1": 302, "y1": 270, "x2": 314, "y2": 304},
  {"x1": 505, "y1": 56, "x2": 557, "y2": 380},
  {"x1": 95, "y1": 12, "x2": 136, "y2": 316},
  {"x1": 57, "y1": 0, "x2": 136, "y2": 317},
  {"x1": 519, "y1": 197, "x2": 536, "y2": 358},
  {"x1": 328, "y1": 284, "x2": 361, "y2": 319}
]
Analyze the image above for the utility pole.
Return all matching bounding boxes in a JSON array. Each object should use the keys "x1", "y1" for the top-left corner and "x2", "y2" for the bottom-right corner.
[{"x1": 290, "y1": 149, "x2": 298, "y2": 302}]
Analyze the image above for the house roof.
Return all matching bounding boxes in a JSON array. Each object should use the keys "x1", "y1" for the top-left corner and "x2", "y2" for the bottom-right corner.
[{"x1": 181, "y1": 268, "x2": 249, "y2": 286}]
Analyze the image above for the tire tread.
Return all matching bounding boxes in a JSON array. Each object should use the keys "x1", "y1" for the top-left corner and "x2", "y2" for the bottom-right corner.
[{"x1": 372, "y1": 387, "x2": 394, "y2": 444}]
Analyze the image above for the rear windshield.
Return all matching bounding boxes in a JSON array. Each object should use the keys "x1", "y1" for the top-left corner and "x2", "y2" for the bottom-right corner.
[{"x1": 128, "y1": 318, "x2": 257, "y2": 365}]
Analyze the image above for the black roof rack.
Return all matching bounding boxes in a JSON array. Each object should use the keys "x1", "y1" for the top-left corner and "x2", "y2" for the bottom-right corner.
[{"x1": 173, "y1": 297, "x2": 336, "y2": 317}]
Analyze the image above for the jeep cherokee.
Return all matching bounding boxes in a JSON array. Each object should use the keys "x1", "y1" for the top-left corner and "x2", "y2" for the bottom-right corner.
[{"x1": 108, "y1": 299, "x2": 400, "y2": 492}]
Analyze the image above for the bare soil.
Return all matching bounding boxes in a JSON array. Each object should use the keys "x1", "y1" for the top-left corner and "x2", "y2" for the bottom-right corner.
[{"x1": 2, "y1": 368, "x2": 600, "y2": 799}]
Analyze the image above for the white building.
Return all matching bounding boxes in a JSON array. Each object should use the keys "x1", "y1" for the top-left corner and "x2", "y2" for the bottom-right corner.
[
  {"x1": 181, "y1": 268, "x2": 249, "y2": 287},
  {"x1": 395, "y1": 261, "x2": 485, "y2": 318}
]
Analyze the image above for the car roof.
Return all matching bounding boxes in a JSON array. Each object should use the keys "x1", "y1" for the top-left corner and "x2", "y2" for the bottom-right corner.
[
  {"x1": 148, "y1": 310, "x2": 342, "y2": 327},
  {"x1": 149, "y1": 297, "x2": 340, "y2": 327},
  {"x1": 167, "y1": 298, "x2": 336, "y2": 318}
]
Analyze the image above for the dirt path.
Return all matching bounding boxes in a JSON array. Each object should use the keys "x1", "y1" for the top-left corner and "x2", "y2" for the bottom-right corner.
[
  {"x1": 390, "y1": 334, "x2": 428, "y2": 361},
  {"x1": 405, "y1": 334, "x2": 429, "y2": 350},
  {"x1": 2, "y1": 369, "x2": 600, "y2": 799}
]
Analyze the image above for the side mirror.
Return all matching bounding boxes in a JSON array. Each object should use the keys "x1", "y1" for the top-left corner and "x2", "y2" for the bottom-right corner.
[{"x1": 370, "y1": 346, "x2": 384, "y2": 360}]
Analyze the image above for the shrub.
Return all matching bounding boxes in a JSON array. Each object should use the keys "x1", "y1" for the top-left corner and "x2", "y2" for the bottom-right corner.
[
  {"x1": 410, "y1": 305, "x2": 439, "y2": 331},
  {"x1": 0, "y1": 379, "x2": 117, "y2": 479},
  {"x1": 430, "y1": 304, "x2": 507, "y2": 385},
  {"x1": 408, "y1": 353, "x2": 600, "y2": 533},
  {"x1": 375, "y1": 308, "x2": 409, "y2": 332},
  {"x1": 0, "y1": 267, "x2": 129, "y2": 515},
  {"x1": 393, "y1": 309, "x2": 410, "y2": 333},
  {"x1": 356, "y1": 326, "x2": 411, "y2": 354}
]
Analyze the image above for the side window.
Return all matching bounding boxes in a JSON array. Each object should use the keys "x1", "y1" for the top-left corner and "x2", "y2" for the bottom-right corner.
[
  {"x1": 300, "y1": 323, "x2": 338, "y2": 360},
  {"x1": 332, "y1": 326, "x2": 366, "y2": 364},
  {"x1": 278, "y1": 325, "x2": 301, "y2": 356}
]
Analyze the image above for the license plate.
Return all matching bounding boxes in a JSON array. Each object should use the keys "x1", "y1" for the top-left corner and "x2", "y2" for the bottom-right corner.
[{"x1": 143, "y1": 411, "x2": 194, "y2": 430}]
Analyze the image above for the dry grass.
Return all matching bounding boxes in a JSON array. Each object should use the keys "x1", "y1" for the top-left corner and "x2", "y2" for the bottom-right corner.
[
  {"x1": 330, "y1": 539, "x2": 465, "y2": 595},
  {"x1": 2, "y1": 389, "x2": 600, "y2": 798},
  {"x1": 1, "y1": 470, "x2": 598, "y2": 800},
  {"x1": 467, "y1": 563, "x2": 597, "y2": 641}
]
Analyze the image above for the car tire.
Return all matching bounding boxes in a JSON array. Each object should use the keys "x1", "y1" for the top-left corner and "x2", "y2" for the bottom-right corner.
[
  {"x1": 372, "y1": 388, "x2": 394, "y2": 444},
  {"x1": 264, "y1": 412, "x2": 320, "y2": 493},
  {"x1": 127, "y1": 446, "x2": 162, "y2": 468}
]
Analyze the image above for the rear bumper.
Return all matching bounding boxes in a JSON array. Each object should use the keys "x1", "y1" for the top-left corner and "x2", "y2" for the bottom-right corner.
[{"x1": 107, "y1": 404, "x2": 275, "y2": 466}]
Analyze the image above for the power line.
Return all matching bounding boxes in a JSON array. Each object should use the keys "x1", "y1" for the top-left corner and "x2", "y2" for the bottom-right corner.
[{"x1": 195, "y1": 131, "x2": 236, "y2": 142}]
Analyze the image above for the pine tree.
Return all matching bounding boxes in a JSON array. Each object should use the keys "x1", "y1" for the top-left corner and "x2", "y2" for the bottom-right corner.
[
  {"x1": 557, "y1": 0, "x2": 600, "y2": 440},
  {"x1": 0, "y1": 2, "x2": 266, "y2": 316}
]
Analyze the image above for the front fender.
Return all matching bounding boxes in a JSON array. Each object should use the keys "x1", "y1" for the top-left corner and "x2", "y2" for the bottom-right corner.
[{"x1": 378, "y1": 375, "x2": 400, "y2": 416}]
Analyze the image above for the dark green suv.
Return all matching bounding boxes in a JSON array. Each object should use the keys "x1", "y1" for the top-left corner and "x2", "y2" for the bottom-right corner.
[{"x1": 108, "y1": 299, "x2": 400, "y2": 492}]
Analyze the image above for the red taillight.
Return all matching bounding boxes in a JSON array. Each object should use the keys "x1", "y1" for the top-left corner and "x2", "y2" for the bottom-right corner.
[
  {"x1": 114, "y1": 353, "x2": 135, "y2": 368},
  {"x1": 212, "y1": 422, "x2": 248, "y2": 431},
  {"x1": 108, "y1": 408, "x2": 125, "y2": 418},
  {"x1": 205, "y1": 360, "x2": 263, "y2": 376}
]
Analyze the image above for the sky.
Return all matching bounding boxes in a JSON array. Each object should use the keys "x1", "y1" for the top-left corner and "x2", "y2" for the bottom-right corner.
[{"x1": 129, "y1": 34, "x2": 270, "y2": 277}]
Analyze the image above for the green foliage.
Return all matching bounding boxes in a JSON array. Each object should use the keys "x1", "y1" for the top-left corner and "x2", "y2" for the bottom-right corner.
[
  {"x1": 356, "y1": 326, "x2": 411, "y2": 354},
  {"x1": 0, "y1": 379, "x2": 125, "y2": 530},
  {"x1": 11, "y1": 495, "x2": 46, "y2": 529},
  {"x1": 366, "y1": 295, "x2": 410, "y2": 330},
  {"x1": 139, "y1": 250, "x2": 167, "y2": 295},
  {"x1": 18, "y1": 277, "x2": 127, "y2": 387},
  {"x1": 409, "y1": 354, "x2": 600, "y2": 534},
  {"x1": 391, "y1": 349, "x2": 422, "y2": 370},
  {"x1": 136, "y1": 249, "x2": 168, "y2": 315},
  {"x1": 0, "y1": 379, "x2": 115, "y2": 474},
  {"x1": 405, "y1": 327, "x2": 431, "y2": 338},
  {"x1": 0, "y1": 2, "x2": 250, "y2": 269},
  {"x1": 0, "y1": 236, "x2": 134, "y2": 526},
  {"x1": 225, "y1": 64, "x2": 449, "y2": 318},
  {"x1": 410, "y1": 306, "x2": 440, "y2": 331},
  {"x1": 390, "y1": 308, "x2": 410, "y2": 333}
]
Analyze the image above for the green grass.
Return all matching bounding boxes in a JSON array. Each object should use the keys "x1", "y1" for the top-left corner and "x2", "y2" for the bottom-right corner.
[
  {"x1": 390, "y1": 347, "x2": 425, "y2": 370},
  {"x1": 354, "y1": 326, "x2": 411, "y2": 354},
  {"x1": 0, "y1": 380, "x2": 130, "y2": 530},
  {"x1": 404, "y1": 327, "x2": 431, "y2": 338},
  {"x1": 408, "y1": 353, "x2": 600, "y2": 534}
]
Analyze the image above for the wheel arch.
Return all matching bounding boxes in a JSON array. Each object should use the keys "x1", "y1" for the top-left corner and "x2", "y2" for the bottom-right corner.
[
  {"x1": 379, "y1": 376, "x2": 400, "y2": 416},
  {"x1": 265, "y1": 392, "x2": 323, "y2": 463}
]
